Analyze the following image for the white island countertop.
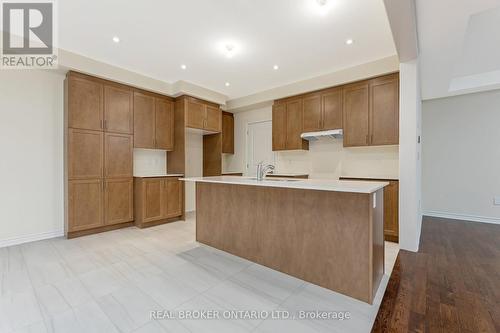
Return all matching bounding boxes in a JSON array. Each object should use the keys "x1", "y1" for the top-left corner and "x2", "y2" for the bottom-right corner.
[
  {"x1": 181, "y1": 176, "x2": 388, "y2": 194},
  {"x1": 134, "y1": 174, "x2": 184, "y2": 178}
]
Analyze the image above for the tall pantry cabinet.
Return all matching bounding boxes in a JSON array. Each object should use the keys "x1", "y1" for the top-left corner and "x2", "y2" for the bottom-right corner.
[{"x1": 66, "y1": 72, "x2": 134, "y2": 237}]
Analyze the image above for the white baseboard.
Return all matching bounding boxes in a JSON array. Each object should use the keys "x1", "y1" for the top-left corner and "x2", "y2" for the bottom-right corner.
[
  {"x1": 0, "y1": 229, "x2": 64, "y2": 248},
  {"x1": 423, "y1": 211, "x2": 500, "y2": 225}
]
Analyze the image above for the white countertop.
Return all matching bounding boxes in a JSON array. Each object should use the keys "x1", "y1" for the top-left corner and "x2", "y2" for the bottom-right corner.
[
  {"x1": 340, "y1": 175, "x2": 399, "y2": 181},
  {"x1": 181, "y1": 176, "x2": 388, "y2": 194},
  {"x1": 134, "y1": 174, "x2": 184, "y2": 178}
]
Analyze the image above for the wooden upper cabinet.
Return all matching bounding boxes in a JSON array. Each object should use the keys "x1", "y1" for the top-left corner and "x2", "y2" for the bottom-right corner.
[
  {"x1": 343, "y1": 82, "x2": 370, "y2": 147},
  {"x1": 68, "y1": 128, "x2": 103, "y2": 180},
  {"x1": 163, "y1": 178, "x2": 183, "y2": 218},
  {"x1": 370, "y1": 75, "x2": 399, "y2": 146},
  {"x1": 322, "y1": 88, "x2": 343, "y2": 130},
  {"x1": 221, "y1": 111, "x2": 234, "y2": 154},
  {"x1": 205, "y1": 105, "x2": 222, "y2": 132},
  {"x1": 155, "y1": 98, "x2": 174, "y2": 151},
  {"x1": 302, "y1": 94, "x2": 322, "y2": 132},
  {"x1": 285, "y1": 99, "x2": 308, "y2": 150},
  {"x1": 104, "y1": 178, "x2": 133, "y2": 225},
  {"x1": 68, "y1": 75, "x2": 103, "y2": 131},
  {"x1": 184, "y1": 97, "x2": 222, "y2": 133},
  {"x1": 272, "y1": 104, "x2": 287, "y2": 151},
  {"x1": 68, "y1": 179, "x2": 104, "y2": 232},
  {"x1": 104, "y1": 85, "x2": 133, "y2": 134},
  {"x1": 133, "y1": 92, "x2": 155, "y2": 148},
  {"x1": 104, "y1": 133, "x2": 133, "y2": 178},
  {"x1": 185, "y1": 99, "x2": 206, "y2": 129}
]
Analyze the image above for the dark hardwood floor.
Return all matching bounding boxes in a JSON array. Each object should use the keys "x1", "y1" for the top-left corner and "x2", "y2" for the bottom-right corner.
[{"x1": 372, "y1": 216, "x2": 500, "y2": 333}]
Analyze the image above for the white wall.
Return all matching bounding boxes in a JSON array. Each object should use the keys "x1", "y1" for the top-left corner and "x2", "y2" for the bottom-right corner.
[
  {"x1": 422, "y1": 89, "x2": 500, "y2": 224},
  {"x1": 398, "y1": 60, "x2": 422, "y2": 252},
  {"x1": 0, "y1": 70, "x2": 65, "y2": 247},
  {"x1": 223, "y1": 106, "x2": 399, "y2": 179},
  {"x1": 185, "y1": 131, "x2": 203, "y2": 212}
]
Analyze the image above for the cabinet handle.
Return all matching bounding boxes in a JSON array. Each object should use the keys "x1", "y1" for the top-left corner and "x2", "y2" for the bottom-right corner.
[
  {"x1": 366, "y1": 135, "x2": 369, "y2": 144},
  {"x1": 101, "y1": 119, "x2": 104, "y2": 129},
  {"x1": 104, "y1": 119, "x2": 107, "y2": 130}
]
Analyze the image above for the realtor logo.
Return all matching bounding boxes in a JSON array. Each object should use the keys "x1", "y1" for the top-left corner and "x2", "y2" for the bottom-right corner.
[{"x1": 1, "y1": 0, "x2": 57, "y2": 68}]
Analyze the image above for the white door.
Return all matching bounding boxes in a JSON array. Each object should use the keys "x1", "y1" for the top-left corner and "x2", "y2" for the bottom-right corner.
[{"x1": 246, "y1": 121, "x2": 275, "y2": 176}]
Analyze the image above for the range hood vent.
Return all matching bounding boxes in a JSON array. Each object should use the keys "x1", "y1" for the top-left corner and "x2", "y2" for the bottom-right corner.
[{"x1": 300, "y1": 129, "x2": 343, "y2": 141}]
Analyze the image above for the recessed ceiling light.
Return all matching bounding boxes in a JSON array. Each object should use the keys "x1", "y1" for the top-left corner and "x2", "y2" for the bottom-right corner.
[
  {"x1": 316, "y1": 0, "x2": 327, "y2": 6},
  {"x1": 180, "y1": 64, "x2": 187, "y2": 70},
  {"x1": 273, "y1": 65, "x2": 279, "y2": 70},
  {"x1": 345, "y1": 39, "x2": 354, "y2": 45},
  {"x1": 225, "y1": 82, "x2": 230, "y2": 87},
  {"x1": 112, "y1": 36, "x2": 120, "y2": 43}
]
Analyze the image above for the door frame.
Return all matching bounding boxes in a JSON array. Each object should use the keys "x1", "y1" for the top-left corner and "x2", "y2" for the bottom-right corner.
[{"x1": 245, "y1": 120, "x2": 276, "y2": 176}]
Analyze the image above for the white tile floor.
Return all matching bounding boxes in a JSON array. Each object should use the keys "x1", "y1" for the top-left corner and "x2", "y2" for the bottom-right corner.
[{"x1": 0, "y1": 213, "x2": 399, "y2": 333}]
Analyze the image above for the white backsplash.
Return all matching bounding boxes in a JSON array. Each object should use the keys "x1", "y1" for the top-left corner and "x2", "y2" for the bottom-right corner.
[
  {"x1": 275, "y1": 138, "x2": 399, "y2": 179},
  {"x1": 133, "y1": 149, "x2": 167, "y2": 176}
]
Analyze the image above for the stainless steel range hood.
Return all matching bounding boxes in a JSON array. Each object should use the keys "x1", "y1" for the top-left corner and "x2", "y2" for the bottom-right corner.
[{"x1": 300, "y1": 129, "x2": 343, "y2": 141}]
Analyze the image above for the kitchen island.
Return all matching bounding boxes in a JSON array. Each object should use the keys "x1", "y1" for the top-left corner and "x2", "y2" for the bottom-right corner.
[{"x1": 182, "y1": 176, "x2": 388, "y2": 304}]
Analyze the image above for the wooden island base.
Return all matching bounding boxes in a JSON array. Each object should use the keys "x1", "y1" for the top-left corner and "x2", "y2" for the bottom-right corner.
[{"x1": 195, "y1": 182, "x2": 384, "y2": 304}]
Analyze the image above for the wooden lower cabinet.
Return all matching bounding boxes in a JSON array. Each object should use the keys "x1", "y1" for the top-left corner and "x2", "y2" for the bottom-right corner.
[
  {"x1": 164, "y1": 177, "x2": 183, "y2": 217},
  {"x1": 134, "y1": 177, "x2": 184, "y2": 228},
  {"x1": 104, "y1": 178, "x2": 133, "y2": 225},
  {"x1": 383, "y1": 180, "x2": 399, "y2": 242},
  {"x1": 340, "y1": 177, "x2": 399, "y2": 242},
  {"x1": 68, "y1": 178, "x2": 134, "y2": 234},
  {"x1": 68, "y1": 179, "x2": 104, "y2": 232}
]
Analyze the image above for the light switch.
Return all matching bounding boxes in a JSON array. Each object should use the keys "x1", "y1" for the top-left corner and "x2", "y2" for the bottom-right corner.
[{"x1": 494, "y1": 196, "x2": 500, "y2": 206}]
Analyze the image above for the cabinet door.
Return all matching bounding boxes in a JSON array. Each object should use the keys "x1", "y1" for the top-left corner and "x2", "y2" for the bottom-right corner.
[
  {"x1": 221, "y1": 112, "x2": 234, "y2": 154},
  {"x1": 185, "y1": 99, "x2": 206, "y2": 130},
  {"x1": 384, "y1": 181, "x2": 399, "y2": 242},
  {"x1": 155, "y1": 98, "x2": 174, "y2": 150},
  {"x1": 163, "y1": 178, "x2": 182, "y2": 218},
  {"x1": 104, "y1": 178, "x2": 133, "y2": 225},
  {"x1": 68, "y1": 179, "x2": 104, "y2": 232},
  {"x1": 370, "y1": 75, "x2": 399, "y2": 145},
  {"x1": 104, "y1": 85, "x2": 133, "y2": 134},
  {"x1": 133, "y1": 92, "x2": 155, "y2": 148},
  {"x1": 343, "y1": 83, "x2": 370, "y2": 147},
  {"x1": 272, "y1": 104, "x2": 287, "y2": 151},
  {"x1": 302, "y1": 94, "x2": 322, "y2": 132},
  {"x1": 322, "y1": 88, "x2": 343, "y2": 130},
  {"x1": 68, "y1": 76, "x2": 103, "y2": 131},
  {"x1": 205, "y1": 105, "x2": 221, "y2": 132},
  {"x1": 285, "y1": 99, "x2": 306, "y2": 150},
  {"x1": 142, "y1": 179, "x2": 163, "y2": 222},
  {"x1": 105, "y1": 133, "x2": 133, "y2": 178},
  {"x1": 68, "y1": 129, "x2": 103, "y2": 180}
]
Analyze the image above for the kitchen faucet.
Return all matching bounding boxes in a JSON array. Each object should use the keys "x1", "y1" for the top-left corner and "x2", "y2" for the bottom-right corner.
[{"x1": 256, "y1": 162, "x2": 275, "y2": 181}]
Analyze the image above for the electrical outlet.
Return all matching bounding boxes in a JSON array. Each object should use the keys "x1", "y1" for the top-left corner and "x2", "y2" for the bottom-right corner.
[
  {"x1": 494, "y1": 196, "x2": 500, "y2": 206},
  {"x1": 373, "y1": 193, "x2": 377, "y2": 208}
]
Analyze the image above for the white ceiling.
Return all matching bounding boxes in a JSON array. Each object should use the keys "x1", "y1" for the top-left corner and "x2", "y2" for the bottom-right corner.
[
  {"x1": 59, "y1": 0, "x2": 396, "y2": 99},
  {"x1": 416, "y1": 0, "x2": 500, "y2": 100}
]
